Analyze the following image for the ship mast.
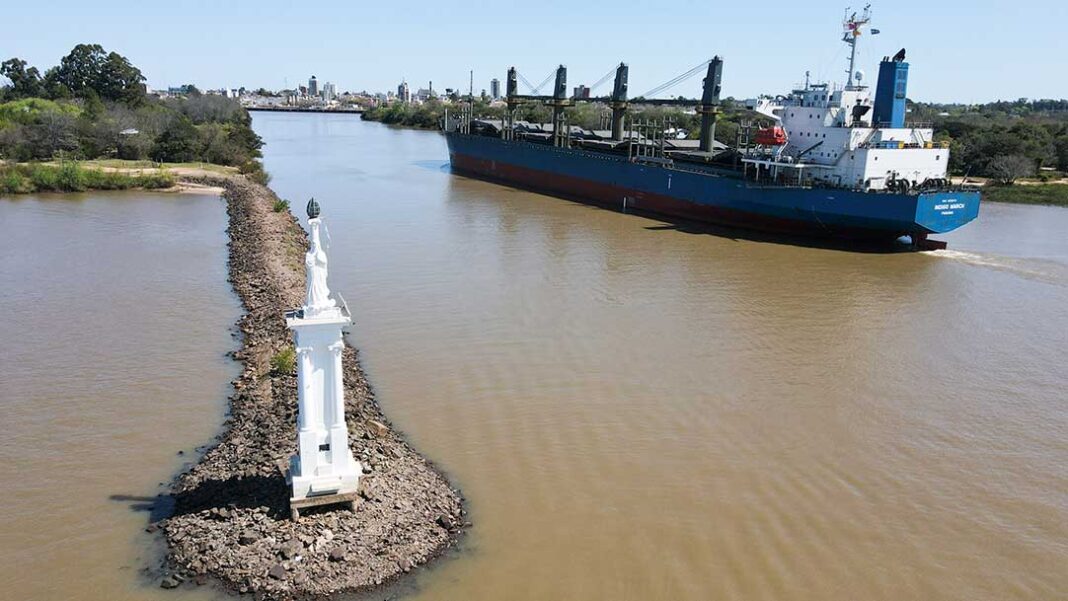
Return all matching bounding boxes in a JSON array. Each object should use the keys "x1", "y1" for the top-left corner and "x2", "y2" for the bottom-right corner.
[{"x1": 842, "y1": 4, "x2": 876, "y2": 90}]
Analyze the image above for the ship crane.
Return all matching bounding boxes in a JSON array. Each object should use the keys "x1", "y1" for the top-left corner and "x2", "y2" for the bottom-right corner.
[{"x1": 506, "y1": 65, "x2": 571, "y2": 147}]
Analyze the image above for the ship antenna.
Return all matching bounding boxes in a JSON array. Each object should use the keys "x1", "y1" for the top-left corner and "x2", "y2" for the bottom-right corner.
[{"x1": 842, "y1": 4, "x2": 877, "y2": 90}]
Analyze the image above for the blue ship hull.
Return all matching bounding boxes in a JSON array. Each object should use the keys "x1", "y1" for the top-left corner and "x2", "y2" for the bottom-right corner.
[{"x1": 445, "y1": 133, "x2": 980, "y2": 241}]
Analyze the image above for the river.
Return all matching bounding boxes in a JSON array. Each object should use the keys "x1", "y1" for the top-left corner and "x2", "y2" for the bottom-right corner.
[
  {"x1": 256, "y1": 113, "x2": 1067, "y2": 600},
  {"x1": 1, "y1": 112, "x2": 1065, "y2": 600},
  {"x1": 0, "y1": 192, "x2": 240, "y2": 599}
]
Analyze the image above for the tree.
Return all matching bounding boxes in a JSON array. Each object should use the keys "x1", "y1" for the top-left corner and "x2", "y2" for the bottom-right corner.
[
  {"x1": 987, "y1": 155, "x2": 1035, "y2": 185},
  {"x1": 46, "y1": 44, "x2": 146, "y2": 105},
  {"x1": 1055, "y1": 136, "x2": 1068, "y2": 172},
  {"x1": 23, "y1": 111, "x2": 80, "y2": 159},
  {"x1": 151, "y1": 115, "x2": 200, "y2": 162},
  {"x1": 0, "y1": 58, "x2": 44, "y2": 99}
]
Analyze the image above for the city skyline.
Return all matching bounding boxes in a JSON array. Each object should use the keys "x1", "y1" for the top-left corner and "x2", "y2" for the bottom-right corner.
[{"x1": 4, "y1": 0, "x2": 1066, "y2": 103}]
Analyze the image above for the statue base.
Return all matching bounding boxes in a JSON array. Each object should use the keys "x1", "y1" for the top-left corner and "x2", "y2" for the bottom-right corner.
[{"x1": 285, "y1": 455, "x2": 362, "y2": 520}]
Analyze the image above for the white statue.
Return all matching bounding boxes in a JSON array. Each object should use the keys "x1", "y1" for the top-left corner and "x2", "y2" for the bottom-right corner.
[
  {"x1": 304, "y1": 216, "x2": 337, "y2": 317},
  {"x1": 286, "y1": 198, "x2": 361, "y2": 519}
]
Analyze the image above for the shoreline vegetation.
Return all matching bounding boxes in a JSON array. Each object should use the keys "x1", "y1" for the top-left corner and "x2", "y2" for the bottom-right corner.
[
  {"x1": 1, "y1": 45, "x2": 265, "y2": 180},
  {"x1": 4, "y1": 158, "x2": 1067, "y2": 207},
  {"x1": 152, "y1": 171, "x2": 466, "y2": 596},
  {"x1": 0, "y1": 161, "x2": 174, "y2": 193}
]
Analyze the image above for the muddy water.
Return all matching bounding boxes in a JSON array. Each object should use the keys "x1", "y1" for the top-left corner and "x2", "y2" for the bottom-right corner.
[
  {"x1": 258, "y1": 112, "x2": 1067, "y2": 601},
  {"x1": 0, "y1": 193, "x2": 239, "y2": 600},
  {"x1": 1, "y1": 115, "x2": 1065, "y2": 601}
]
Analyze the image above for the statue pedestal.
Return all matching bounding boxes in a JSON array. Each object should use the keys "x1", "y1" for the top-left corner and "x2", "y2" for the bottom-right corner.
[{"x1": 285, "y1": 304, "x2": 362, "y2": 512}]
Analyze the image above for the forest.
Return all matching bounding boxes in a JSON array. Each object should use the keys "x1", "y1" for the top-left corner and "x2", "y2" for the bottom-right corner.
[{"x1": 0, "y1": 45, "x2": 263, "y2": 169}]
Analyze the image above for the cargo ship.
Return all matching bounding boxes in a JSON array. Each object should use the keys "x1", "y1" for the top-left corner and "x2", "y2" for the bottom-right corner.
[{"x1": 443, "y1": 6, "x2": 979, "y2": 248}]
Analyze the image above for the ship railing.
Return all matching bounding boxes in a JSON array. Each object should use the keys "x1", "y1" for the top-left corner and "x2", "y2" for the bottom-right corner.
[{"x1": 872, "y1": 121, "x2": 933, "y2": 129}]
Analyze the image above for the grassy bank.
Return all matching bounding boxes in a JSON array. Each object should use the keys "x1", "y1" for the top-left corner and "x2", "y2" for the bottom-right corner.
[
  {"x1": 49, "y1": 158, "x2": 238, "y2": 175},
  {"x1": 360, "y1": 101, "x2": 443, "y2": 129},
  {"x1": 983, "y1": 184, "x2": 1068, "y2": 207},
  {"x1": 0, "y1": 161, "x2": 175, "y2": 194}
]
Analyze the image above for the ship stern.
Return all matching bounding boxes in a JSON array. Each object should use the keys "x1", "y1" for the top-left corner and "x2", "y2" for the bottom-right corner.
[{"x1": 913, "y1": 190, "x2": 981, "y2": 234}]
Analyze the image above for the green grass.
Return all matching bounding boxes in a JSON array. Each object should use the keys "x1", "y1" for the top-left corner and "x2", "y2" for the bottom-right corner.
[
  {"x1": 0, "y1": 162, "x2": 175, "y2": 195},
  {"x1": 270, "y1": 347, "x2": 296, "y2": 375},
  {"x1": 983, "y1": 184, "x2": 1068, "y2": 207},
  {"x1": 45, "y1": 158, "x2": 237, "y2": 174},
  {"x1": 272, "y1": 198, "x2": 290, "y2": 213}
]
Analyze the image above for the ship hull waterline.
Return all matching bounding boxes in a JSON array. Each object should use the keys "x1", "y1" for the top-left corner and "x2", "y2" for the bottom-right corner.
[{"x1": 445, "y1": 133, "x2": 980, "y2": 244}]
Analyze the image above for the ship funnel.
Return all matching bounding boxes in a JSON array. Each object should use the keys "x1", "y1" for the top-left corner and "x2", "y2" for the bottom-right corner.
[
  {"x1": 698, "y1": 56, "x2": 724, "y2": 153},
  {"x1": 873, "y1": 50, "x2": 908, "y2": 128},
  {"x1": 610, "y1": 62, "x2": 629, "y2": 141}
]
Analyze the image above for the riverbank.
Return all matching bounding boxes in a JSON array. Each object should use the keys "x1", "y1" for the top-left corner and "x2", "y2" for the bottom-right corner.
[
  {"x1": 154, "y1": 173, "x2": 466, "y2": 597},
  {"x1": 981, "y1": 182, "x2": 1068, "y2": 207},
  {"x1": 0, "y1": 161, "x2": 175, "y2": 194},
  {"x1": 248, "y1": 106, "x2": 363, "y2": 114},
  {"x1": 360, "y1": 104, "x2": 442, "y2": 129}
]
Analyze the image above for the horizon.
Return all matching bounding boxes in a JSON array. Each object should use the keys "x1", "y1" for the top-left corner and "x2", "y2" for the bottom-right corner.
[{"x1": 4, "y1": 0, "x2": 1066, "y2": 104}]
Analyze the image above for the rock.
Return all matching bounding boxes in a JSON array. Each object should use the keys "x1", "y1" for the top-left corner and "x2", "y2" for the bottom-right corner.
[
  {"x1": 280, "y1": 541, "x2": 302, "y2": 559},
  {"x1": 238, "y1": 530, "x2": 261, "y2": 545},
  {"x1": 268, "y1": 564, "x2": 286, "y2": 580},
  {"x1": 436, "y1": 514, "x2": 457, "y2": 531},
  {"x1": 368, "y1": 420, "x2": 389, "y2": 437},
  {"x1": 160, "y1": 576, "x2": 179, "y2": 589},
  {"x1": 145, "y1": 523, "x2": 159, "y2": 533},
  {"x1": 397, "y1": 558, "x2": 412, "y2": 572},
  {"x1": 329, "y1": 547, "x2": 346, "y2": 562}
]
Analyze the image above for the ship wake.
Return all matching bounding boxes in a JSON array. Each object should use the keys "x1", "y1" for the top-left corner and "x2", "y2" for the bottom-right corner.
[{"x1": 925, "y1": 249, "x2": 1068, "y2": 287}]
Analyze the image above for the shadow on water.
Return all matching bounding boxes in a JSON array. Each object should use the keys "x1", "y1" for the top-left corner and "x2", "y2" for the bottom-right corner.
[
  {"x1": 639, "y1": 218, "x2": 916, "y2": 254},
  {"x1": 109, "y1": 494, "x2": 175, "y2": 523},
  {"x1": 448, "y1": 167, "x2": 917, "y2": 255},
  {"x1": 110, "y1": 473, "x2": 291, "y2": 524}
]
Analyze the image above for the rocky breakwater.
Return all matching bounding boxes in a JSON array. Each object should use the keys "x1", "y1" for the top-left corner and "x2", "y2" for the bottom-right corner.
[{"x1": 157, "y1": 174, "x2": 466, "y2": 597}]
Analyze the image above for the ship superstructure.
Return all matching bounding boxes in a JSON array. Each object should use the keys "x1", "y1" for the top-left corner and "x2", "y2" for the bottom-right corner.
[
  {"x1": 742, "y1": 7, "x2": 949, "y2": 194},
  {"x1": 442, "y1": 6, "x2": 978, "y2": 247}
]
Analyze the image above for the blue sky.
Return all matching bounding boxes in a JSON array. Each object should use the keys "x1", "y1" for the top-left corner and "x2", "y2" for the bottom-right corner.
[{"x1": 3, "y1": 0, "x2": 1065, "y2": 103}]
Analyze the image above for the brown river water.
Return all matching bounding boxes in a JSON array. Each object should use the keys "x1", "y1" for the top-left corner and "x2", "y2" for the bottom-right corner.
[{"x1": 2, "y1": 112, "x2": 1067, "y2": 600}]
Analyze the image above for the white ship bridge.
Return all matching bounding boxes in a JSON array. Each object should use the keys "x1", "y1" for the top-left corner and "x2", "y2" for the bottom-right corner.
[{"x1": 742, "y1": 6, "x2": 950, "y2": 193}]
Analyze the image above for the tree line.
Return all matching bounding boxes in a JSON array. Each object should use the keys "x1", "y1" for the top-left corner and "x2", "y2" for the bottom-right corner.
[
  {"x1": 913, "y1": 99, "x2": 1068, "y2": 183},
  {"x1": 0, "y1": 45, "x2": 263, "y2": 168}
]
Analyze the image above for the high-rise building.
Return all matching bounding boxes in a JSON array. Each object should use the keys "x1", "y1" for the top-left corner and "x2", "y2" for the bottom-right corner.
[
  {"x1": 573, "y1": 85, "x2": 590, "y2": 99},
  {"x1": 323, "y1": 81, "x2": 337, "y2": 101},
  {"x1": 490, "y1": 78, "x2": 500, "y2": 100},
  {"x1": 397, "y1": 81, "x2": 411, "y2": 104},
  {"x1": 308, "y1": 76, "x2": 319, "y2": 97}
]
